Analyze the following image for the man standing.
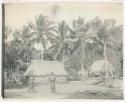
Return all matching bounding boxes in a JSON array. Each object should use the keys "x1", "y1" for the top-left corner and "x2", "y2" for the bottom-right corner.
[{"x1": 49, "y1": 72, "x2": 56, "y2": 93}]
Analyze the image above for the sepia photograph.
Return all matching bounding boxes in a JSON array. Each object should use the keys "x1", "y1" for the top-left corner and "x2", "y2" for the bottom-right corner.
[{"x1": 2, "y1": 2, "x2": 123, "y2": 99}]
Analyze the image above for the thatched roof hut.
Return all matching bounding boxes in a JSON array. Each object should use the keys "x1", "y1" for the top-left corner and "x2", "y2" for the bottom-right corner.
[
  {"x1": 90, "y1": 60, "x2": 115, "y2": 75},
  {"x1": 23, "y1": 60, "x2": 67, "y2": 77}
]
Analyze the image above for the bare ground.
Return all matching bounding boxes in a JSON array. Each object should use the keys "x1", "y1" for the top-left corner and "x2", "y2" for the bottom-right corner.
[{"x1": 4, "y1": 81, "x2": 123, "y2": 99}]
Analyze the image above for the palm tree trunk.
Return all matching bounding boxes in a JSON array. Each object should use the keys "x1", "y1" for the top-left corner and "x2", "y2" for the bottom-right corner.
[
  {"x1": 41, "y1": 51, "x2": 43, "y2": 61},
  {"x1": 81, "y1": 64, "x2": 84, "y2": 80},
  {"x1": 53, "y1": 43, "x2": 63, "y2": 61},
  {"x1": 41, "y1": 44, "x2": 44, "y2": 60},
  {"x1": 81, "y1": 41, "x2": 85, "y2": 80},
  {"x1": 110, "y1": 67, "x2": 114, "y2": 77},
  {"x1": 104, "y1": 42, "x2": 108, "y2": 84},
  {"x1": 40, "y1": 35, "x2": 47, "y2": 61}
]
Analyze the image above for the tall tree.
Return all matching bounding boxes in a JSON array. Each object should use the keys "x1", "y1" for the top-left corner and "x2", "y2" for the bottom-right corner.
[
  {"x1": 28, "y1": 14, "x2": 55, "y2": 60},
  {"x1": 68, "y1": 17, "x2": 91, "y2": 80},
  {"x1": 53, "y1": 20, "x2": 70, "y2": 62},
  {"x1": 12, "y1": 25, "x2": 34, "y2": 63},
  {"x1": 21, "y1": 25, "x2": 34, "y2": 63},
  {"x1": 86, "y1": 17, "x2": 120, "y2": 83}
]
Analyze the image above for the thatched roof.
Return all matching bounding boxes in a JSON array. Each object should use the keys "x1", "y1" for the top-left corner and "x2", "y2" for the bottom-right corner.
[
  {"x1": 90, "y1": 60, "x2": 115, "y2": 73},
  {"x1": 23, "y1": 60, "x2": 67, "y2": 76}
]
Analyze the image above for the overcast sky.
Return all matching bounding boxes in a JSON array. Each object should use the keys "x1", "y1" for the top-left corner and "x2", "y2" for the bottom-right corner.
[
  {"x1": 5, "y1": 2, "x2": 123, "y2": 30},
  {"x1": 4, "y1": 2, "x2": 123, "y2": 50}
]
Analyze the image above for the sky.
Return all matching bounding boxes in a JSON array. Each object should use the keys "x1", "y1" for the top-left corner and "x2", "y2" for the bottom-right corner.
[
  {"x1": 4, "y1": 2, "x2": 123, "y2": 50},
  {"x1": 5, "y1": 2, "x2": 123, "y2": 29}
]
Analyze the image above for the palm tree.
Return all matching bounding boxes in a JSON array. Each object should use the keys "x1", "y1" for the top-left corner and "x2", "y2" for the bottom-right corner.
[
  {"x1": 21, "y1": 25, "x2": 34, "y2": 64},
  {"x1": 13, "y1": 24, "x2": 38, "y2": 63},
  {"x1": 28, "y1": 14, "x2": 55, "y2": 60},
  {"x1": 88, "y1": 17, "x2": 117, "y2": 83},
  {"x1": 53, "y1": 20, "x2": 70, "y2": 63},
  {"x1": 68, "y1": 17, "x2": 90, "y2": 80}
]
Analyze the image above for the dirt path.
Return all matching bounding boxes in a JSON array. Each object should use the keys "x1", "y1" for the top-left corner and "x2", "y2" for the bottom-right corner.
[{"x1": 4, "y1": 81, "x2": 123, "y2": 99}]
